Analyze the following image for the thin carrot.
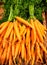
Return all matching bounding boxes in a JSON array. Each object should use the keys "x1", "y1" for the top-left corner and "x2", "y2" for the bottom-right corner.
[
  {"x1": 34, "y1": 21, "x2": 44, "y2": 43},
  {"x1": 4, "y1": 22, "x2": 13, "y2": 39},
  {"x1": 39, "y1": 42, "x2": 47, "y2": 54},
  {"x1": 7, "y1": 43, "x2": 11, "y2": 61},
  {"x1": 14, "y1": 41, "x2": 20, "y2": 60},
  {"x1": 16, "y1": 16, "x2": 33, "y2": 28},
  {"x1": 1, "y1": 45, "x2": 8, "y2": 65},
  {"x1": 36, "y1": 42, "x2": 42, "y2": 62},
  {"x1": 13, "y1": 21, "x2": 21, "y2": 41},
  {"x1": 21, "y1": 37, "x2": 25, "y2": 60},
  {"x1": 12, "y1": 40, "x2": 15, "y2": 58},
  {"x1": 0, "y1": 21, "x2": 9, "y2": 34},
  {"x1": 31, "y1": 53, "x2": 35, "y2": 65},
  {"x1": 9, "y1": 29, "x2": 13, "y2": 42},
  {"x1": 26, "y1": 27, "x2": 31, "y2": 62},
  {"x1": 30, "y1": 19, "x2": 36, "y2": 44}
]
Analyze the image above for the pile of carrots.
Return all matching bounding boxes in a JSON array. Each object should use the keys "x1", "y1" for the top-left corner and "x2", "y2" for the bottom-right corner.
[{"x1": 0, "y1": 16, "x2": 47, "y2": 65}]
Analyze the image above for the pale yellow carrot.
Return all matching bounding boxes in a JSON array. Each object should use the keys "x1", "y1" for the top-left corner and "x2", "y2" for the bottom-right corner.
[
  {"x1": 0, "y1": 21, "x2": 9, "y2": 34},
  {"x1": 13, "y1": 21, "x2": 21, "y2": 41},
  {"x1": 4, "y1": 22, "x2": 13, "y2": 39},
  {"x1": 16, "y1": 16, "x2": 33, "y2": 28},
  {"x1": 34, "y1": 21, "x2": 44, "y2": 43}
]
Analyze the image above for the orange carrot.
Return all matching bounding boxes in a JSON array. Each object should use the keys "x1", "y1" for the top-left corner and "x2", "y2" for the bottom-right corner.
[
  {"x1": 16, "y1": 16, "x2": 33, "y2": 28},
  {"x1": 39, "y1": 42, "x2": 47, "y2": 54},
  {"x1": 13, "y1": 21, "x2": 21, "y2": 41},
  {"x1": 30, "y1": 19, "x2": 36, "y2": 44},
  {"x1": 4, "y1": 22, "x2": 13, "y2": 39},
  {"x1": 34, "y1": 21, "x2": 44, "y2": 43},
  {"x1": 36, "y1": 42, "x2": 42, "y2": 62},
  {"x1": 14, "y1": 41, "x2": 20, "y2": 60},
  {"x1": 0, "y1": 21, "x2": 9, "y2": 34}
]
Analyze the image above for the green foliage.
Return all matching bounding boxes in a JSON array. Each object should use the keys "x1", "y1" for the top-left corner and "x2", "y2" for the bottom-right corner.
[{"x1": 0, "y1": 0, "x2": 47, "y2": 22}]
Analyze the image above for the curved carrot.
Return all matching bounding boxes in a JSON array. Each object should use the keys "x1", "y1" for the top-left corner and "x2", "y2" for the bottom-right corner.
[
  {"x1": 0, "y1": 21, "x2": 9, "y2": 34},
  {"x1": 16, "y1": 16, "x2": 33, "y2": 28},
  {"x1": 0, "y1": 22, "x2": 6, "y2": 28},
  {"x1": 4, "y1": 22, "x2": 13, "y2": 39}
]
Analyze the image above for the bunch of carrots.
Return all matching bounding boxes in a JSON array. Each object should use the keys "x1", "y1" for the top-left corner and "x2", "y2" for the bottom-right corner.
[{"x1": 0, "y1": 16, "x2": 47, "y2": 65}]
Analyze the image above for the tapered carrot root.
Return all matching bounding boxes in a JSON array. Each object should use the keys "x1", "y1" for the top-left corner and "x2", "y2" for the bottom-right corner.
[
  {"x1": 16, "y1": 16, "x2": 33, "y2": 28},
  {"x1": 4, "y1": 22, "x2": 13, "y2": 39}
]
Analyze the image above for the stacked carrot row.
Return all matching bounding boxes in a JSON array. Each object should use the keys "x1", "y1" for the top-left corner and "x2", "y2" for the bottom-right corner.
[{"x1": 0, "y1": 16, "x2": 47, "y2": 65}]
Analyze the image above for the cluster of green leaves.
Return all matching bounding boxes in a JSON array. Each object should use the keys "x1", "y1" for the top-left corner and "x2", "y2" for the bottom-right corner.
[{"x1": 0, "y1": 0, "x2": 47, "y2": 22}]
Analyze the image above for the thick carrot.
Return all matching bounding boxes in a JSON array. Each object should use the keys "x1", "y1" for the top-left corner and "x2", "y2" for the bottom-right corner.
[
  {"x1": 34, "y1": 21, "x2": 44, "y2": 43},
  {"x1": 39, "y1": 42, "x2": 47, "y2": 54},
  {"x1": 0, "y1": 21, "x2": 9, "y2": 34},
  {"x1": 36, "y1": 42, "x2": 42, "y2": 62},
  {"x1": 4, "y1": 22, "x2": 13, "y2": 39},
  {"x1": 14, "y1": 41, "x2": 20, "y2": 59},
  {"x1": 16, "y1": 16, "x2": 33, "y2": 28},
  {"x1": 13, "y1": 21, "x2": 21, "y2": 41},
  {"x1": 0, "y1": 22, "x2": 8, "y2": 28},
  {"x1": 30, "y1": 19, "x2": 36, "y2": 44}
]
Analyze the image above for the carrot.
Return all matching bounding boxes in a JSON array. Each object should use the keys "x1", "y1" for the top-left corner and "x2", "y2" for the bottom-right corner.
[
  {"x1": 2, "y1": 39, "x2": 8, "y2": 48},
  {"x1": 26, "y1": 27, "x2": 31, "y2": 62},
  {"x1": 36, "y1": 19, "x2": 47, "y2": 30},
  {"x1": 0, "y1": 21, "x2": 9, "y2": 34},
  {"x1": 4, "y1": 22, "x2": 13, "y2": 39},
  {"x1": 16, "y1": 16, "x2": 33, "y2": 28},
  {"x1": 14, "y1": 41, "x2": 20, "y2": 60},
  {"x1": 31, "y1": 53, "x2": 35, "y2": 65},
  {"x1": 20, "y1": 25, "x2": 26, "y2": 36},
  {"x1": 13, "y1": 21, "x2": 21, "y2": 41},
  {"x1": 0, "y1": 22, "x2": 7, "y2": 28},
  {"x1": 30, "y1": 19, "x2": 36, "y2": 44},
  {"x1": 7, "y1": 43, "x2": 11, "y2": 61},
  {"x1": 9, "y1": 29, "x2": 13, "y2": 42},
  {"x1": 21, "y1": 37, "x2": 26, "y2": 60},
  {"x1": 12, "y1": 40, "x2": 15, "y2": 58},
  {"x1": 35, "y1": 21, "x2": 46, "y2": 38},
  {"x1": 34, "y1": 21, "x2": 44, "y2": 43},
  {"x1": 39, "y1": 42, "x2": 47, "y2": 54},
  {"x1": 36, "y1": 42, "x2": 42, "y2": 62},
  {"x1": 1, "y1": 45, "x2": 8, "y2": 65}
]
